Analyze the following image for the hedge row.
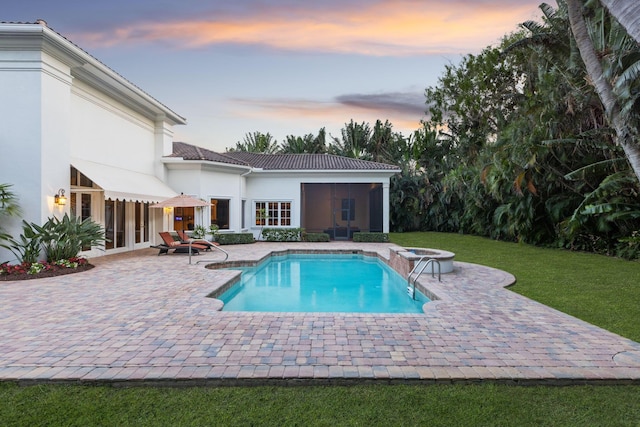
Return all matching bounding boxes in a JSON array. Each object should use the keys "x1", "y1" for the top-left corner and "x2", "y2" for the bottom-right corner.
[
  {"x1": 352, "y1": 232, "x2": 389, "y2": 242},
  {"x1": 261, "y1": 228, "x2": 303, "y2": 242},
  {"x1": 215, "y1": 230, "x2": 387, "y2": 244},
  {"x1": 216, "y1": 233, "x2": 255, "y2": 245},
  {"x1": 302, "y1": 232, "x2": 330, "y2": 242}
]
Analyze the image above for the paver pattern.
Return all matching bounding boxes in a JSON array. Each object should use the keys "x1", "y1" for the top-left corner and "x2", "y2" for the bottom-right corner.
[{"x1": 1, "y1": 241, "x2": 639, "y2": 385}]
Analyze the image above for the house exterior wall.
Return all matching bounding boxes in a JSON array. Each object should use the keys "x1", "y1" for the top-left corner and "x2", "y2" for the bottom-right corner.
[
  {"x1": 1, "y1": 23, "x2": 397, "y2": 263},
  {"x1": 165, "y1": 163, "x2": 248, "y2": 233},
  {"x1": 244, "y1": 171, "x2": 393, "y2": 239},
  {"x1": 70, "y1": 80, "x2": 159, "y2": 175},
  {"x1": 0, "y1": 47, "x2": 73, "y2": 262},
  {"x1": 0, "y1": 23, "x2": 184, "y2": 262},
  {"x1": 68, "y1": 84, "x2": 175, "y2": 254}
]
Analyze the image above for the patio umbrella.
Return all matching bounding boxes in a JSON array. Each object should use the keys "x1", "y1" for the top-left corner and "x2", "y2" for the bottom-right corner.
[{"x1": 149, "y1": 193, "x2": 210, "y2": 208}]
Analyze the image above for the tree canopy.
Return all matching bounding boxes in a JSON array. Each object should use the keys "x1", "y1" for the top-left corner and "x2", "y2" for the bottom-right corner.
[{"x1": 226, "y1": 0, "x2": 640, "y2": 259}]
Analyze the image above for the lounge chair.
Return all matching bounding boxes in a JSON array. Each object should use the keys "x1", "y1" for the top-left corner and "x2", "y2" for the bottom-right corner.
[
  {"x1": 152, "y1": 232, "x2": 208, "y2": 255},
  {"x1": 176, "y1": 230, "x2": 218, "y2": 251}
]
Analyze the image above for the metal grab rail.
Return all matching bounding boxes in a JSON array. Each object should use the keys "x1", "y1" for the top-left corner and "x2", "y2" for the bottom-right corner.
[
  {"x1": 407, "y1": 257, "x2": 441, "y2": 300},
  {"x1": 187, "y1": 240, "x2": 229, "y2": 265}
]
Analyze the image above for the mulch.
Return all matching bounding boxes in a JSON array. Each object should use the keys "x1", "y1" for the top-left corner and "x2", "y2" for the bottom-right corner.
[{"x1": 0, "y1": 264, "x2": 95, "y2": 282}]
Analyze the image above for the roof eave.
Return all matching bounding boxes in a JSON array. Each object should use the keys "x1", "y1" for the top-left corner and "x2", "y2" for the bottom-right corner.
[
  {"x1": 249, "y1": 168, "x2": 401, "y2": 174},
  {"x1": 0, "y1": 22, "x2": 186, "y2": 125},
  {"x1": 163, "y1": 157, "x2": 252, "y2": 173}
]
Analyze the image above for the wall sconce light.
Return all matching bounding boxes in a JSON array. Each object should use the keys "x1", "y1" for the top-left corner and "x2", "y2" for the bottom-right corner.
[
  {"x1": 163, "y1": 207, "x2": 173, "y2": 214},
  {"x1": 54, "y1": 188, "x2": 67, "y2": 205}
]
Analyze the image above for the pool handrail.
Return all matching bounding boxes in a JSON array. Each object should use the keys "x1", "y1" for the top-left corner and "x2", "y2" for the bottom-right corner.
[
  {"x1": 407, "y1": 257, "x2": 441, "y2": 300},
  {"x1": 186, "y1": 239, "x2": 229, "y2": 265}
]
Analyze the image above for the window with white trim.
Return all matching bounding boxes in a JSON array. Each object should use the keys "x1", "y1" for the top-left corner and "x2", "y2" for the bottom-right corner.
[{"x1": 255, "y1": 201, "x2": 291, "y2": 227}]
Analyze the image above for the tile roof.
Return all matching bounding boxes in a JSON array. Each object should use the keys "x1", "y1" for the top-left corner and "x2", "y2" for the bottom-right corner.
[
  {"x1": 170, "y1": 142, "x2": 400, "y2": 171},
  {"x1": 170, "y1": 142, "x2": 248, "y2": 166}
]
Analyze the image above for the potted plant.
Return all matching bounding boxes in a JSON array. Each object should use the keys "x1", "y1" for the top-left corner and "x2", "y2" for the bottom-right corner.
[
  {"x1": 192, "y1": 225, "x2": 207, "y2": 239},
  {"x1": 208, "y1": 224, "x2": 220, "y2": 242}
]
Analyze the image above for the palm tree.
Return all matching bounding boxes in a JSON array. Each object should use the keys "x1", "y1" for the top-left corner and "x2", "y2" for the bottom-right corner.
[
  {"x1": 329, "y1": 120, "x2": 372, "y2": 160},
  {"x1": 566, "y1": 0, "x2": 640, "y2": 183},
  {"x1": 599, "y1": 0, "x2": 640, "y2": 43},
  {"x1": 0, "y1": 183, "x2": 21, "y2": 243},
  {"x1": 229, "y1": 131, "x2": 280, "y2": 153},
  {"x1": 280, "y1": 128, "x2": 327, "y2": 154}
]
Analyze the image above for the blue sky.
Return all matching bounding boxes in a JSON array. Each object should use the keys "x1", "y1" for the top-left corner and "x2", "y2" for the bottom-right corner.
[{"x1": 4, "y1": 0, "x2": 545, "y2": 151}]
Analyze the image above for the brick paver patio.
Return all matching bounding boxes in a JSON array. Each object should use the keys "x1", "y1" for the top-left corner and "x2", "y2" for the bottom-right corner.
[{"x1": 1, "y1": 242, "x2": 639, "y2": 385}]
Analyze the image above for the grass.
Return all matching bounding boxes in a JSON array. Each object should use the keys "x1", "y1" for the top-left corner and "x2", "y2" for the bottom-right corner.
[
  {"x1": 1, "y1": 232, "x2": 640, "y2": 426},
  {"x1": 2, "y1": 382, "x2": 640, "y2": 426},
  {"x1": 390, "y1": 232, "x2": 640, "y2": 342}
]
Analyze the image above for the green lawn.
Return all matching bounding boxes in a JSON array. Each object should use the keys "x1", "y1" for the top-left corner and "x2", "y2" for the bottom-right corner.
[
  {"x1": 1, "y1": 232, "x2": 639, "y2": 426},
  {"x1": 2, "y1": 382, "x2": 640, "y2": 426},
  {"x1": 390, "y1": 232, "x2": 640, "y2": 342}
]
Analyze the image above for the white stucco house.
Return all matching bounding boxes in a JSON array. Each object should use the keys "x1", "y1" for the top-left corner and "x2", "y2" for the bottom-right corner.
[{"x1": 0, "y1": 21, "x2": 399, "y2": 262}]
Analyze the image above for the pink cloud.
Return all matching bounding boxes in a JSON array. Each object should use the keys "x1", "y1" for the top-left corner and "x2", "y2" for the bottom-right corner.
[
  {"x1": 76, "y1": 0, "x2": 541, "y2": 55},
  {"x1": 229, "y1": 96, "x2": 425, "y2": 137}
]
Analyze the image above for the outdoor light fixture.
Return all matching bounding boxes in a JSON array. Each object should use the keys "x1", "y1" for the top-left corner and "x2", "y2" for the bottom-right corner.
[{"x1": 54, "y1": 188, "x2": 67, "y2": 205}]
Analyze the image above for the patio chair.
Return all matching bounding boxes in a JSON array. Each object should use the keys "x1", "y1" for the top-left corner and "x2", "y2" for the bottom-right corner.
[
  {"x1": 176, "y1": 230, "x2": 218, "y2": 251},
  {"x1": 152, "y1": 232, "x2": 208, "y2": 255}
]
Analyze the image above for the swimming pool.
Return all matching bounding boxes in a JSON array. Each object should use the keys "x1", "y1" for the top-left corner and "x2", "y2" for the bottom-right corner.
[{"x1": 218, "y1": 253, "x2": 429, "y2": 313}]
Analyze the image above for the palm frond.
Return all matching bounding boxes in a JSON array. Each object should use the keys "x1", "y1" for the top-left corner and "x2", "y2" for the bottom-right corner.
[
  {"x1": 614, "y1": 60, "x2": 640, "y2": 93},
  {"x1": 564, "y1": 159, "x2": 628, "y2": 180}
]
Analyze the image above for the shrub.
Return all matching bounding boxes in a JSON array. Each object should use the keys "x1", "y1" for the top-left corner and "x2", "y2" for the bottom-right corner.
[
  {"x1": 192, "y1": 225, "x2": 207, "y2": 239},
  {"x1": 302, "y1": 232, "x2": 330, "y2": 242},
  {"x1": 352, "y1": 232, "x2": 389, "y2": 242},
  {"x1": 3, "y1": 223, "x2": 42, "y2": 264},
  {"x1": 616, "y1": 231, "x2": 640, "y2": 260},
  {"x1": 261, "y1": 228, "x2": 303, "y2": 242},
  {"x1": 33, "y1": 214, "x2": 106, "y2": 262},
  {"x1": 208, "y1": 224, "x2": 220, "y2": 240},
  {"x1": 216, "y1": 233, "x2": 255, "y2": 245}
]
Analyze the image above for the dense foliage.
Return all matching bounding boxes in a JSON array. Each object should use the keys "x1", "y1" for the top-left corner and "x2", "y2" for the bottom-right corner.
[
  {"x1": 0, "y1": 183, "x2": 20, "y2": 245},
  {"x1": 2, "y1": 214, "x2": 105, "y2": 264},
  {"x1": 226, "y1": 1, "x2": 640, "y2": 259}
]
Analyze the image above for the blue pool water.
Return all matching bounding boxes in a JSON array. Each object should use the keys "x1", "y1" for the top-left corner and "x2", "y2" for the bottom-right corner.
[{"x1": 219, "y1": 254, "x2": 429, "y2": 313}]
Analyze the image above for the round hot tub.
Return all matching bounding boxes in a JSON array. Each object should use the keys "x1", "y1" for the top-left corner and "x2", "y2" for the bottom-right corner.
[{"x1": 405, "y1": 247, "x2": 455, "y2": 274}]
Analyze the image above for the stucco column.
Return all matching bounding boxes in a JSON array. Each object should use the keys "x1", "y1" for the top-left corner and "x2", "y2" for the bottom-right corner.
[
  {"x1": 154, "y1": 120, "x2": 174, "y2": 181},
  {"x1": 383, "y1": 182, "x2": 390, "y2": 233}
]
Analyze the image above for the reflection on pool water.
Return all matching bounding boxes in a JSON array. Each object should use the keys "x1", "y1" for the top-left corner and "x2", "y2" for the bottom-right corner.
[{"x1": 218, "y1": 254, "x2": 429, "y2": 313}]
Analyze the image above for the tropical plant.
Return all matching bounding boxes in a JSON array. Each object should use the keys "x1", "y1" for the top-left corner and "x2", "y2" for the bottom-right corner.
[
  {"x1": 3, "y1": 221, "x2": 41, "y2": 264},
  {"x1": 0, "y1": 183, "x2": 21, "y2": 244},
  {"x1": 229, "y1": 131, "x2": 280, "y2": 153},
  {"x1": 208, "y1": 223, "x2": 220, "y2": 240},
  {"x1": 280, "y1": 128, "x2": 327, "y2": 154},
  {"x1": 566, "y1": 0, "x2": 640, "y2": 182},
  {"x1": 329, "y1": 120, "x2": 372, "y2": 160},
  {"x1": 599, "y1": 0, "x2": 640, "y2": 43},
  {"x1": 31, "y1": 213, "x2": 106, "y2": 262}
]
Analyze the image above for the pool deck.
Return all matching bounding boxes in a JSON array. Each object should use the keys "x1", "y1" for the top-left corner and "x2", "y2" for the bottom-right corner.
[{"x1": 1, "y1": 241, "x2": 639, "y2": 386}]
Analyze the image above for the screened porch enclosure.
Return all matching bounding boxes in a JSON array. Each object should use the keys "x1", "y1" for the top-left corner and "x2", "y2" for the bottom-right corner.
[{"x1": 301, "y1": 183, "x2": 383, "y2": 240}]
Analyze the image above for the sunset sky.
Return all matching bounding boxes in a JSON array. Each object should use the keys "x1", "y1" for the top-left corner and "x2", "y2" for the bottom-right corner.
[{"x1": 4, "y1": 0, "x2": 545, "y2": 151}]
